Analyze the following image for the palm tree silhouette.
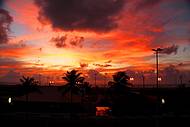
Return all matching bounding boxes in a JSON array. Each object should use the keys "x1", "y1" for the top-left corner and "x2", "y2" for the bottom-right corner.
[
  {"x1": 60, "y1": 70, "x2": 84, "y2": 103},
  {"x1": 108, "y1": 71, "x2": 133, "y2": 116},
  {"x1": 109, "y1": 71, "x2": 131, "y2": 94},
  {"x1": 19, "y1": 76, "x2": 40, "y2": 103}
]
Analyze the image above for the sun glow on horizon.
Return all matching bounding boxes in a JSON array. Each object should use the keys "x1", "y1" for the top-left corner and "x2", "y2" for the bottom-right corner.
[{"x1": 0, "y1": 0, "x2": 190, "y2": 85}]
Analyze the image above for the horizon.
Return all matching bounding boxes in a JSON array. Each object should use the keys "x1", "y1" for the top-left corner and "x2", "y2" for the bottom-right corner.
[{"x1": 0, "y1": 0, "x2": 190, "y2": 85}]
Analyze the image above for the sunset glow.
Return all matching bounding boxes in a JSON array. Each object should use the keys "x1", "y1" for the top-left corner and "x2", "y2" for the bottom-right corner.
[{"x1": 0, "y1": 0, "x2": 190, "y2": 85}]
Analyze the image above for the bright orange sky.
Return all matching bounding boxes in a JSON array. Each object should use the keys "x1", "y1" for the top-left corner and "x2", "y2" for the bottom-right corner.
[{"x1": 0, "y1": 0, "x2": 190, "y2": 85}]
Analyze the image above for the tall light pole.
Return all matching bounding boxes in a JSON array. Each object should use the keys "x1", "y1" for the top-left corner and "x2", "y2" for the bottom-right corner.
[{"x1": 152, "y1": 48, "x2": 163, "y2": 88}]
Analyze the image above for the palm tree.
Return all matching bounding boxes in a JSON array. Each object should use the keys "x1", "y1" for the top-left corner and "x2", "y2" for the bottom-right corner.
[
  {"x1": 109, "y1": 71, "x2": 131, "y2": 94},
  {"x1": 108, "y1": 71, "x2": 132, "y2": 116},
  {"x1": 60, "y1": 70, "x2": 84, "y2": 103},
  {"x1": 19, "y1": 76, "x2": 40, "y2": 103}
]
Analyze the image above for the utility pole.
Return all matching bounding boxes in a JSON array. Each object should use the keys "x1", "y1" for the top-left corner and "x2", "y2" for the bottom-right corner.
[{"x1": 152, "y1": 48, "x2": 163, "y2": 88}]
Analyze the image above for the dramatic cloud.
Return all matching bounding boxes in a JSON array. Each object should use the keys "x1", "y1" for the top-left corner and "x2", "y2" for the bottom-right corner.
[
  {"x1": 50, "y1": 35, "x2": 67, "y2": 48},
  {"x1": 161, "y1": 45, "x2": 179, "y2": 55},
  {"x1": 50, "y1": 35, "x2": 84, "y2": 48},
  {"x1": 35, "y1": 0, "x2": 125, "y2": 32},
  {"x1": 0, "y1": 8, "x2": 13, "y2": 44},
  {"x1": 1, "y1": 0, "x2": 190, "y2": 85},
  {"x1": 135, "y1": 0, "x2": 162, "y2": 11},
  {"x1": 70, "y1": 36, "x2": 84, "y2": 48}
]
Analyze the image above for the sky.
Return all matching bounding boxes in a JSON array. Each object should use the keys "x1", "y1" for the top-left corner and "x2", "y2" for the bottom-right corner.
[{"x1": 0, "y1": 0, "x2": 190, "y2": 86}]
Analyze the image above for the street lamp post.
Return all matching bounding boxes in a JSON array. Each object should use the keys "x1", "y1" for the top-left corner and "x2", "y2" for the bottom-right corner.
[{"x1": 152, "y1": 48, "x2": 163, "y2": 88}]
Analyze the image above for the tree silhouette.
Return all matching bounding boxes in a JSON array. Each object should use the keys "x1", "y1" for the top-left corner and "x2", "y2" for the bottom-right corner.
[
  {"x1": 19, "y1": 76, "x2": 41, "y2": 103},
  {"x1": 80, "y1": 81, "x2": 92, "y2": 103},
  {"x1": 60, "y1": 70, "x2": 84, "y2": 103},
  {"x1": 109, "y1": 71, "x2": 131, "y2": 94},
  {"x1": 108, "y1": 71, "x2": 134, "y2": 116}
]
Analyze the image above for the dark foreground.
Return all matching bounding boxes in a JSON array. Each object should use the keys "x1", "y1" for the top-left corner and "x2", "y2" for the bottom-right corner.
[{"x1": 1, "y1": 113, "x2": 190, "y2": 127}]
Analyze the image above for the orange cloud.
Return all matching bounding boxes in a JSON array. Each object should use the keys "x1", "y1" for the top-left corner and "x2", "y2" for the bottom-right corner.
[
  {"x1": 5, "y1": 0, "x2": 41, "y2": 31},
  {"x1": 1, "y1": 0, "x2": 190, "y2": 85}
]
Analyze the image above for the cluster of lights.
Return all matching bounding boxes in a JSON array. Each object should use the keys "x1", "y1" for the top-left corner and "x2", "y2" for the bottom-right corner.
[
  {"x1": 49, "y1": 81, "x2": 55, "y2": 84},
  {"x1": 158, "y1": 77, "x2": 162, "y2": 81},
  {"x1": 8, "y1": 97, "x2": 12, "y2": 104},
  {"x1": 130, "y1": 77, "x2": 134, "y2": 81}
]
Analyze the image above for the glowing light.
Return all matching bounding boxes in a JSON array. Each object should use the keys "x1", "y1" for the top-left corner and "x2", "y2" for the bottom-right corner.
[
  {"x1": 8, "y1": 97, "x2": 12, "y2": 104},
  {"x1": 49, "y1": 81, "x2": 55, "y2": 85},
  {"x1": 96, "y1": 107, "x2": 111, "y2": 116},
  {"x1": 130, "y1": 77, "x2": 134, "y2": 81},
  {"x1": 158, "y1": 77, "x2": 162, "y2": 81},
  {"x1": 161, "y1": 98, "x2": 165, "y2": 104}
]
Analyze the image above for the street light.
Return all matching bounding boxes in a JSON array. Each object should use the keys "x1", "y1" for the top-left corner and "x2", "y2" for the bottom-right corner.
[
  {"x1": 130, "y1": 77, "x2": 134, "y2": 81},
  {"x1": 158, "y1": 77, "x2": 162, "y2": 81},
  {"x1": 8, "y1": 97, "x2": 12, "y2": 104},
  {"x1": 152, "y1": 48, "x2": 163, "y2": 88},
  {"x1": 161, "y1": 98, "x2": 165, "y2": 104}
]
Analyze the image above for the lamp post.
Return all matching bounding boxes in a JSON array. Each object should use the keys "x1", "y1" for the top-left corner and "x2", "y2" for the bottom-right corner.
[{"x1": 152, "y1": 48, "x2": 163, "y2": 88}]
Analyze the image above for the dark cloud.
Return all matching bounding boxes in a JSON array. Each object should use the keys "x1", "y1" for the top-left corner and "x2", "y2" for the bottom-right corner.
[
  {"x1": 80, "y1": 63, "x2": 88, "y2": 68},
  {"x1": 70, "y1": 36, "x2": 84, "y2": 48},
  {"x1": 105, "y1": 60, "x2": 112, "y2": 63},
  {"x1": 50, "y1": 35, "x2": 84, "y2": 48},
  {"x1": 18, "y1": 40, "x2": 27, "y2": 48},
  {"x1": 0, "y1": 0, "x2": 4, "y2": 7},
  {"x1": 50, "y1": 35, "x2": 67, "y2": 48},
  {"x1": 93, "y1": 63, "x2": 112, "y2": 67},
  {"x1": 0, "y1": 40, "x2": 28, "y2": 50},
  {"x1": 177, "y1": 62, "x2": 190, "y2": 69},
  {"x1": 0, "y1": 9, "x2": 13, "y2": 44},
  {"x1": 178, "y1": 63, "x2": 183, "y2": 66},
  {"x1": 35, "y1": 0, "x2": 125, "y2": 32},
  {"x1": 0, "y1": 57, "x2": 22, "y2": 66},
  {"x1": 161, "y1": 45, "x2": 179, "y2": 55},
  {"x1": 0, "y1": 70, "x2": 21, "y2": 83},
  {"x1": 135, "y1": 0, "x2": 162, "y2": 12}
]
